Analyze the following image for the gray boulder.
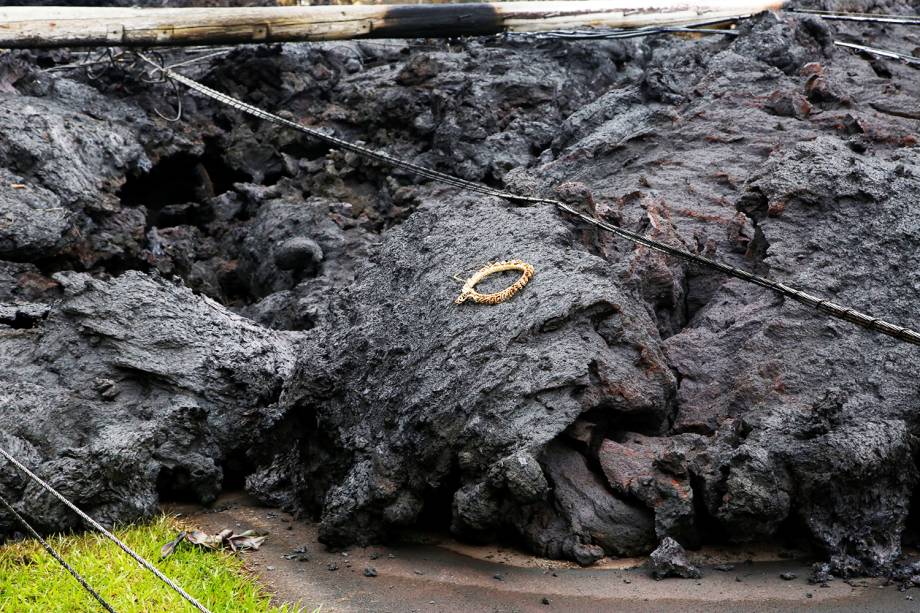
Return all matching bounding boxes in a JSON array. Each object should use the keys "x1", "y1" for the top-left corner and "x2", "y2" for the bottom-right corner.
[{"x1": 0, "y1": 271, "x2": 298, "y2": 533}]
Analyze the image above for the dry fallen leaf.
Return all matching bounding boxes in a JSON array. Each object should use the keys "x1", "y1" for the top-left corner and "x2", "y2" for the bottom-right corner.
[
  {"x1": 167, "y1": 528, "x2": 269, "y2": 556},
  {"x1": 227, "y1": 530, "x2": 267, "y2": 552},
  {"x1": 186, "y1": 529, "x2": 223, "y2": 549},
  {"x1": 159, "y1": 531, "x2": 187, "y2": 560}
]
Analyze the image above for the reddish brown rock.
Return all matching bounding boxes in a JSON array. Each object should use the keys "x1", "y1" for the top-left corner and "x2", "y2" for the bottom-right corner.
[{"x1": 598, "y1": 435, "x2": 698, "y2": 545}]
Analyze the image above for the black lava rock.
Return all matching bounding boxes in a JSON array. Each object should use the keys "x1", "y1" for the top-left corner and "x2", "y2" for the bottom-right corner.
[{"x1": 649, "y1": 538, "x2": 701, "y2": 580}]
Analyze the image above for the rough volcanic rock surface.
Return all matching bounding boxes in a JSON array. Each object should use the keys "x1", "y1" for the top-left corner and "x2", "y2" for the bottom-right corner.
[
  {"x1": 0, "y1": 271, "x2": 297, "y2": 533},
  {"x1": 269, "y1": 192, "x2": 674, "y2": 557},
  {"x1": 649, "y1": 537, "x2": 702, "y2": 580},
  {"x1": 1, "y1": 0, "x2": 920, "y2": 580}
]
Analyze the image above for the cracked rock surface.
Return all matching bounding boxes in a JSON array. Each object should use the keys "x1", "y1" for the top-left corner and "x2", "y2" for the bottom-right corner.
[
  {"x1": 1, "y1": 0, "x2": 919, "y2": 579},
  {"x1": 0, "y1": 271, "x2": 297, "y2": 533}
]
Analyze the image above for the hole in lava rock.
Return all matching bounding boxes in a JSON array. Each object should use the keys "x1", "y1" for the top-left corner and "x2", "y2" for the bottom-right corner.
[
  {"x1": 280, "y1": 137, "x2": 334, "y2": 164},
  {"x1": 119, "y1": 147, "x2": 247, "y2": 227},
  {"x1": 0, "y1": 310, "x2": 42, "y2": 329},
  {"x1": 688, "y1": 471, "x2": 727, "y2": 546},
  {"x1": 414, "y1": 470, "x2": 462, "y2": 534},
  {"x1": 579, "y1": 381, "x2": 669, "y2": 437},
  {"x1": 773, "y1": 511, "x2": 816, "y2": 555},
  {"x1": 156, "y1": 465, "x2": 210, "y2": 504},
  {"x1": 901, "y1": 488, "x2": 920, "y2": 549},
  {"x1": 221, "y1": 449, "x2": 254, "y2": 492}
]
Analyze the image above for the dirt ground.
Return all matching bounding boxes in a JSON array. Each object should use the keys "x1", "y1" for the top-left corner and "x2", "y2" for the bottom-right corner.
[{"x1": 169, "y1": 493, "x2": 920, "y2": 612}]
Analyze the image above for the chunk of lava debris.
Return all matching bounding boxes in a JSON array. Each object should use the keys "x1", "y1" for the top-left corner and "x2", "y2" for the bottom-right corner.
[
  {"x1": 597, "y1": 435, "x2": 697, "y2": 545},
  {"x1": 809, "y1": 563, "x2": 833, "y2": 585},
  {"x1": 282, "y1": 546, "x2": 309, "y2": 562},
  {"x1": 649, "y1": 537, "x2": 701, "y2": 580},
  {"x1": 364, "y1": 567, "x2": 378, "y2": 577},
  {"x1": 713, "y1": 564, "x2": 735, "y2": 572},
  {"x1": 886, "y1": 559, "x2": 920, "y2": 588},
  {"x1": 780, "y1": 572, "x2": 797, "y2": 581}
]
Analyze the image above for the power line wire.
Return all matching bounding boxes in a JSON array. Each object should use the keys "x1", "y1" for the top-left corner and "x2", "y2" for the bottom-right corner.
[
  {"x1": 0, "y1": 491, "x2": 118, "y2": 613},
  {"x1": 834, "y1": 40, "x2": 920, "y2": 65}
]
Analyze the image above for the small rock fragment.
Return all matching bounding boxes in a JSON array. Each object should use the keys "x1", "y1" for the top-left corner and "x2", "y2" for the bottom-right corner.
[
  {"x1": 364, "y1": 567, "x2": 378, "y2": 577},
  {"x1": 780, "y1": 572, "x2": 797, "y2": 581},
  {"x1": 649, "y1": 537, "x2": 701, "y2": 580},
  {"x1": 541, "y1": 597, "x2": 550, "y2": 605},
  {"x1": 810, "y1": 563, "x2": 833, "y2": 585},
  {"x1": 282, "y1": 546, "x2": 310, "y2": 562}
]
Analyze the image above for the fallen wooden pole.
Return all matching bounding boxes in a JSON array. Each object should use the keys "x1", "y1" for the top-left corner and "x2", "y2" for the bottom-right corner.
[{"x1": 0, "y1": 1, "x2": 787, "y2": 48}]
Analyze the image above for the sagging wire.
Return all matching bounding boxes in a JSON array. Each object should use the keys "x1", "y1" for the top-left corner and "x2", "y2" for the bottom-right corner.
[
  {"x1": 42, "y1": 46, "x2": 233, "y2": 75},
  {"x1": 42, "y1": 46, "x2": 235, "y2": 122},
  {"x1": 41, "y1": 48, "x2": 137, "y2": 77},
  {"x1": 834, "y1": 40, "x2": 920, "y2": 66},
  {"x1": 0, "y1": 491, "x2": 118, "y2": 613},
  {"x1": 136, "y1": 51, "x2": 920, "y2": 348},
  {"x1": 139, "y1": 51, "x2": 182, "y2": 122}
]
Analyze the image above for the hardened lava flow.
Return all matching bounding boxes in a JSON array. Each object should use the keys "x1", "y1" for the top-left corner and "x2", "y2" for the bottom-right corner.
[{"x1": 1, "y1": 0, "x2": 919, "y2": 587}]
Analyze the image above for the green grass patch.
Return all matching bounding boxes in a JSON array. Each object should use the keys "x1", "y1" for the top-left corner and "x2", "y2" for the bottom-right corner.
[{"x1": 0, "y1": 515, "x2": 304, "y2": 612}]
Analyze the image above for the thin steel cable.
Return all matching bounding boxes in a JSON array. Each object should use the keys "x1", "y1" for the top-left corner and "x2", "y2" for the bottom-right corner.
[
  {"x1": 518, "y1": 16, "x2": 743, "y2": 40},
  {"x1": 165, "y1": 49, "x2": 233, "y2": 71},
  {"x1": 531, "y1": 26, "x2": 740, "y2": 40},
  {"x1": 834, "y1": 40, "x2": 920, "y2": 66},
  {"x1": 790, "y1": 8, "x2": 920, "y2": 26},
  {"x1": 0, "y1": 492, "x2": 118, "y2": 613},
  {"x1": 0, "y1": 447, "x2": 213, "y2": 613},
  {"x1": 136, "y1": 53, "x2": 920, "y2": 347}
]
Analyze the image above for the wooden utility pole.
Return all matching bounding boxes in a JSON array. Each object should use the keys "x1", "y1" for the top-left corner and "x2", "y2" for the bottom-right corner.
[{"x1": 0, "y1": 1, "x2": 787, "y2": 48}]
